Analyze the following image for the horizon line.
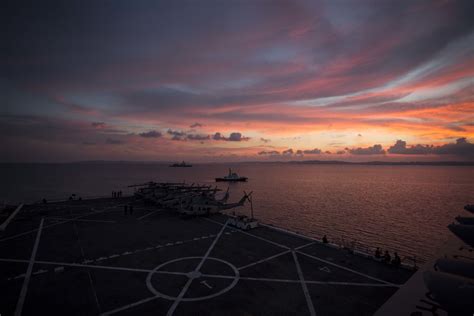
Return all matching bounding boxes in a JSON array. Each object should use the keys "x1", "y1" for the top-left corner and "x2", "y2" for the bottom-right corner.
[{"x1": 1, "y1": 160, "x2": 473, "y2": 166}]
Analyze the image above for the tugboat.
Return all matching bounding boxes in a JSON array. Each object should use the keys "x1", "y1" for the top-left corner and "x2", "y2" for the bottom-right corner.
[
  {"x1": 170, "y1": 161, "x2": 192, "y2": 167},
  {"x1": 215, "y1": 168, "x2": 248, "y2": 182}
]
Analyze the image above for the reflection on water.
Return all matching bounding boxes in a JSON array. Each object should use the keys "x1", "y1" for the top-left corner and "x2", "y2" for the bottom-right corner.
[{"x1": 2, "y1": 162, "x2": 473, "y2": 262}]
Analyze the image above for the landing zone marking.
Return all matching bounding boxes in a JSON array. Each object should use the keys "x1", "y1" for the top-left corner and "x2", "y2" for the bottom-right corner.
[
  {"x1": 0, "y1": 204, "x2": 24, "y2": 231},
  {"x1": 14, "y1": 218, "x2": 44, "y2": 316},
  {"x1": 0, "y1": 205, "x2": 123, "y2": 243},
  {"x1": 293, "y1": 251, "x2": 317, "y2": 316}
]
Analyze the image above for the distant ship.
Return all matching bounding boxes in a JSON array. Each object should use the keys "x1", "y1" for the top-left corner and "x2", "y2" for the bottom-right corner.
[
  {"x1": 215, "y1": 168, "x2": 248, "y2": 182},
  {"x1": 170, "y1": 161, "x2": 192, "y2": 167}
]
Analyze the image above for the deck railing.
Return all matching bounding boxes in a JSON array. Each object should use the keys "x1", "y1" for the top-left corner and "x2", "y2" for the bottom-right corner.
[
  {"x1": 331, "y1": 236, "x2": 426, "y2": 268},
  {"x1": 258, "y1": 220, "x2": 425, "y2": 270}
]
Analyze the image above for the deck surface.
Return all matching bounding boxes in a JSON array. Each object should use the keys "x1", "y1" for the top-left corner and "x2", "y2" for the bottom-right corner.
[{"x1": 0, "y1": 198, "x2": 414, "y2": 316}]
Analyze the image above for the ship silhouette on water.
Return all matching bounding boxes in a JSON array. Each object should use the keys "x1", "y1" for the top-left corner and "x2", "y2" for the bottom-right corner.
[
  {"x1": 215, "y1": 168, "x2": 248, "y2": 182},
  {"x1": 169, "y1": 161, "x2": 192, "y2": 167}
]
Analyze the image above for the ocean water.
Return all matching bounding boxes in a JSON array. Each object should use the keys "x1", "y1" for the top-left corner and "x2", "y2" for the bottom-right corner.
[{"x1": 1, "y1": 162, "x2": 473, "y2": 263}]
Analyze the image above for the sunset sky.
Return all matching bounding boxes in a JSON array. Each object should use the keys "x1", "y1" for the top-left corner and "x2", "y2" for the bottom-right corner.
[{"x1": 2, "y1": 0, "x2": 474, "y2": 162}]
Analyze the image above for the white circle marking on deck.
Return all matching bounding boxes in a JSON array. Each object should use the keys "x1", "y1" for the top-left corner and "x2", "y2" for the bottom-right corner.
[{"x1": 146, "y1": 256, "x2": 239, "y2": 301}]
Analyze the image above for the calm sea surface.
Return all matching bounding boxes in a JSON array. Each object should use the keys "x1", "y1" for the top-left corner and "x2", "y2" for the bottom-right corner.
[{"x1": 1, "y1": 163, "x2": 473, "y2": 263}]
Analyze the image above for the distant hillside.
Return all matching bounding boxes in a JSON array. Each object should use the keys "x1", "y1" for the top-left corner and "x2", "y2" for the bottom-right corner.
[{"x1": 289, "y1": 160, "x2": 474, "y2": 166}]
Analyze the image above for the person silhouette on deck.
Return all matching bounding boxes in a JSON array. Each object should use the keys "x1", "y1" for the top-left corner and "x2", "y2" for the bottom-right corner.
[
  {"x1": 129, "y1": 204, "x2": 134, "y2": 215},
  {"x1": 392, "y1": 252, "x2": 401, "y2": 267},
  {"x1": 322, "y1": 235, "x2": 328, "y2": 244},
  {"x1": 383, "y1": 250, "x2": 391, "y2": 263},
  {"x1": 375, "y1": 247, "x2": 381, "y2": 259}
]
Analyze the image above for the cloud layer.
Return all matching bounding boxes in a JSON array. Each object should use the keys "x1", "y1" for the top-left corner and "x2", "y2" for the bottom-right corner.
[
  {"x1": 388, "y1": 138, "x2": 474, "y2": 157},
  {"x1": 139, "y1": 130, "x2": 162, "y2": 138},
  {"x1": 1, "y1": 0, "x2": 473, "y2": 161}
]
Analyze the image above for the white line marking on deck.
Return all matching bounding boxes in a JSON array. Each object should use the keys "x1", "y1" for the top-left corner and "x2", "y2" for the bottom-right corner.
[
  {"x1": 14, "y1": 217, "x2": 44, "y2": 316},
  {"x1": 0, "y1": 204, "x2": 24, "y2": 231},
  {"x1": 46, "y1": 204, "x2": 93, "y2": 208},
  {"x1": 200, "y1": 273, "x2": 399, "y2": 287},
  {"x1": 32, "y1": 269, "x2": 48, "y2": 275},
  {"x1": 54, "y1": 267, "x2": 64, "y2": 273},
  {"x1": 0, "y1": 257, "x2": 189, "y2": 277},
  {"x1": 238, "y1": 250, "x2": 290, "y2": 270},
  {"x1": 1, "y1": 256, "x2": 400, "y2": 290},
  {"x1": 88, "y1": 231, "x2": 220, "y2": 263},
  {"x1": 297, "y1": 250, "x2": 397, "y2": 286},
  {"x1": 200, "y1": 280, "x2": 213, "y2": 289},
  {"x1": 203, "y1": 217, "x2": 290, "y2": 250},
  {"x1": 0, "y1": 205, "x2": 119, "y2": 243},
  {"x1": 304, "y1": 280, "x2": 399, "y2": 287},
  {"x1": 197, "y1": 220, "x2": 229, "y2": 272},
  {"x1": 293, "y1": 251, "x2": 317, "y2": 316},
  {"x1": 259, "y1": 223, "x2": 316, "y2": 243},
  {"x1": 239, "y1": 231, "x2": 290, "y2": 249},
  {"x1": 100, "y1": 296, "x2": 159, "y2": 316},
  {"x1": 0, "y1": 258, "x2": 29, "y2": 263},
  {"x1": 73, "y1": 219, "x2": 101, "y2": 314},
  {"x1": 295, "y1": 241, "x2": 316, "y2": 250},
  {"x1": 44, "y1": 212, "x2": 96, "y2": 219},
  {"x1": 47, "y1": 217, "x2": 116, "y2": 224},
  {"x1": 14, "y1": 273, "x2": 26, "y2": 280},
  {"x1": 202, "y1": 273, "x2": 299, "y2": 283},
  {"x1": 137, "y1": 209, "x2": 162, "y2": 220},
  {"x1": 167, "y1": 220, "x2": 230, "y2": 316},
  {"x1": 319, "y1": 266, "x2": 331, "y2": 273},
  {"x1": 167, "y1": 279, "x2": 192, "y2": 316}
]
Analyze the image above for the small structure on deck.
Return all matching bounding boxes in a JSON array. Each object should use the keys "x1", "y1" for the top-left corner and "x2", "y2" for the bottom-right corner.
[
  {"x1": 228, "y1": 215, "x2": 258, "y2": 230},
  {"x1": 228, "y1": 190, "x2": 258, "y2": 230}
]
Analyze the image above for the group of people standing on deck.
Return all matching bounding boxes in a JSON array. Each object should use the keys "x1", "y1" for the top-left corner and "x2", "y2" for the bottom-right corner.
[
  {"x1": 320, "y1": 235, "x2": 401, "y2": 267},
  {"x1": 112, "y1": 191, "x2": 122, "y2": 198},
  {"x1": 374, "y1": 247, "x2": 401, "y2": 266}
]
